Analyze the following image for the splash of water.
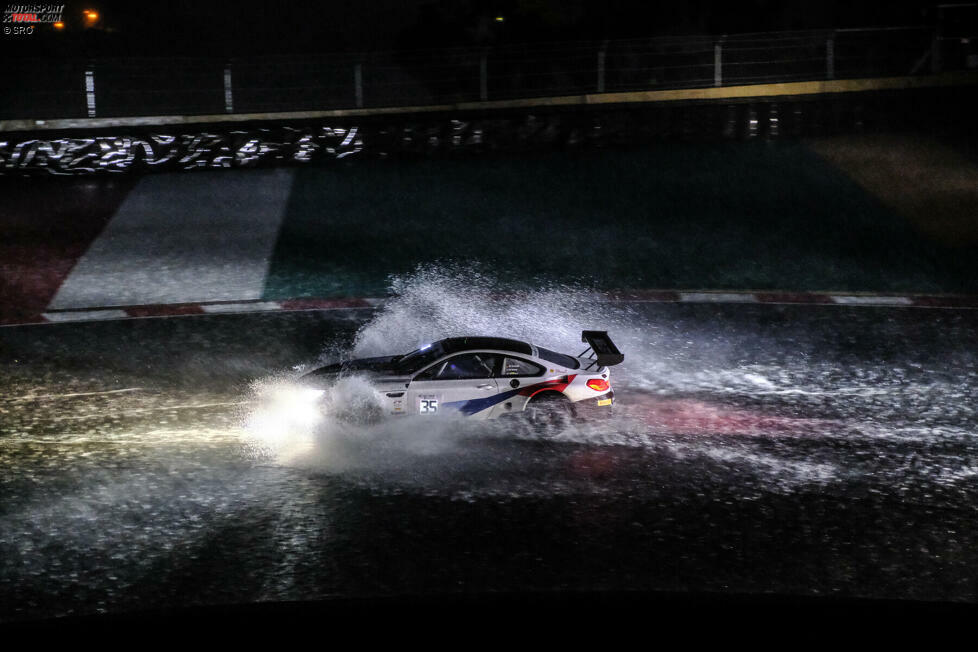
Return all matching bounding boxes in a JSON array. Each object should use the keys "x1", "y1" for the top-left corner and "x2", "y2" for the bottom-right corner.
[
  {"x1": 242, "y1": 264, "x2": 911, "y2": 491},
  {"x1": 352, "y1": 264, "x2": 622, "y2": 358}
]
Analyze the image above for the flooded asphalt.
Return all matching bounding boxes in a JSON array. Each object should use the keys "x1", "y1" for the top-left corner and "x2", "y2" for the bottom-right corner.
[{"x1": 1, "y1": 286, "x2": 977, "y2": 622}]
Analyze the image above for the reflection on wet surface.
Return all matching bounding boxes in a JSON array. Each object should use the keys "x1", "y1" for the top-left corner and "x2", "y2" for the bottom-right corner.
[{"x1": 2, "y1": 279, "x2": 977, "y2": 621}]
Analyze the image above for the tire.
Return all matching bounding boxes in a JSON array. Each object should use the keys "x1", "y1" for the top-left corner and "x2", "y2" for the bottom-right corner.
[{"x1": 523, "y1": 393, "x2": 575, "y2": 433}]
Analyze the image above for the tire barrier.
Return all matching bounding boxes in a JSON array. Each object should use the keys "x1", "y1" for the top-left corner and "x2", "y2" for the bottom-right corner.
[{"x1": 2, "y1": 85, "x2": 975, "y2": 175}]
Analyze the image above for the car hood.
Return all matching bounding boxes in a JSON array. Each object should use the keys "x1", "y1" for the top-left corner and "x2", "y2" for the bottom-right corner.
[{"x1": 303, "y1": 356, "x2": 412, "y2": 385}]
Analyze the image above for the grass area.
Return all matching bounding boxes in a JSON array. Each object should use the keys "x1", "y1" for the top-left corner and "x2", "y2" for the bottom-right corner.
[{"x1": 263, "y1": 141, "x2": 977, "y2": 299}]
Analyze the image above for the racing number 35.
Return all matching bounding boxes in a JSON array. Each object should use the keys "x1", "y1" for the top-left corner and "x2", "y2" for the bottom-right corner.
[{"x1": 419, "y1": 396, "x2": 439, "y2": 414}]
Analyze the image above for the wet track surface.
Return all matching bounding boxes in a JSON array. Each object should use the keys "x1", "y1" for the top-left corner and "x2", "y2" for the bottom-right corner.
[{"x1": 1, "y1": 292, "x2": 977, "y2": 621}]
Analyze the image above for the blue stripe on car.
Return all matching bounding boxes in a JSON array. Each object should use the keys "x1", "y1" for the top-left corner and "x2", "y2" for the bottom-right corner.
[{"x1": 444, "y1": 388, "x2": 523, "y2": 416}]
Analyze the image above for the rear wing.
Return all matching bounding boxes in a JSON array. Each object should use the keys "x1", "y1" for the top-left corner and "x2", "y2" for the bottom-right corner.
[{"x1": 579, "y1": 330, "x2": 624, "y2": 370}]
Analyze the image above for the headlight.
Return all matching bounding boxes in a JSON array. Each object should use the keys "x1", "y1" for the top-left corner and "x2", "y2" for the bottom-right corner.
[
  {"x1": 297, "y1": 388, "x2": 326, "y2": 401},
  {"x1": 268, "y1": 387, "x2": 324, "y2": 424},
  {"x1": 247, "y1": 385, "x2": 325, "y2": 448}
]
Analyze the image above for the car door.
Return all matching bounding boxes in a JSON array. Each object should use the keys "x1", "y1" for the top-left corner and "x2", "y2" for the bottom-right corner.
[
  {"x1": 407, "y1": 352, "x2": 500, "y2": 419},
  {"x1": 487, "y1": 355, "x2": 548, "y2": 418}
]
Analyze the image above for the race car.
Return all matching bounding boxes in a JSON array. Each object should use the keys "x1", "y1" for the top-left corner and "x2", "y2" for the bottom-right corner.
[{"x1": 300, "y1": 330, "x2": 623, "y2": 426}]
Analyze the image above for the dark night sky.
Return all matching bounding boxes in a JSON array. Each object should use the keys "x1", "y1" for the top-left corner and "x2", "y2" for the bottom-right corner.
[{"x1": 3, "y1": 0, "x2": 943, "y2": 59}]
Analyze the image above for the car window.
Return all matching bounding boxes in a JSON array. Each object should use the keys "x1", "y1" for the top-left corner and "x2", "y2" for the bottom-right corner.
[
  {"x1": 394, "y1": 342, "x2": 446, "y2": 374},
  {"x1": 501, "y1": 356, "x2": 545, "y2": 377},
  {"x1": 415, "y1": 353, "x2": 500, "y2": 380}
]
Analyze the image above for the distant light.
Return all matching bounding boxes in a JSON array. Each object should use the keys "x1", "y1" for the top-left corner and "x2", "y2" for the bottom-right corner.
[
  {"x1": 53, "y1": 21, "x2": 64, "y2": 29},
  {"x1": 495, "y1": 16, "x2": 504, "y2": 22},
  {"x1": 84, "y1": 9, "x2": 98, "y2": 22}
]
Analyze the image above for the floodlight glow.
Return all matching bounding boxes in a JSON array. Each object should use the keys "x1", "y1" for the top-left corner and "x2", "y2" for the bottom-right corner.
[{"x1": 246, "y1": 385, "x2": 325, "y2": 449}]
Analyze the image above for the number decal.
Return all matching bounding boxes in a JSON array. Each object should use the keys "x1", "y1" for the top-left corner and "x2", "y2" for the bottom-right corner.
[{"x1": 418, "y1": 395, "x2": 439, "y2": 414}]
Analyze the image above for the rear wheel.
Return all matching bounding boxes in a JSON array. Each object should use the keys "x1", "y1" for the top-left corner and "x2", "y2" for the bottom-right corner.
[{"x1": 524, "y1": 393, "x2": 575, "y2": 433}]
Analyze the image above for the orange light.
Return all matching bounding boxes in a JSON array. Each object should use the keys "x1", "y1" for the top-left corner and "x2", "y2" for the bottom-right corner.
[
  {"x1": 53, "y1": 21, "x2": 64, "y2": 29},
  {"x1": 84, "y1": 10, "x2": 98, "y2": 21},
  {"x1": 586, "y1": 378, "x2": 609, "y2": 392}
]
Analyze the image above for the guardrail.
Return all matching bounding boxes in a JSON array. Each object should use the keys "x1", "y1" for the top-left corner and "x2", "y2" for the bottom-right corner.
[{"x1": 2, "y1": 25, "x2": 976, "y2": 122}]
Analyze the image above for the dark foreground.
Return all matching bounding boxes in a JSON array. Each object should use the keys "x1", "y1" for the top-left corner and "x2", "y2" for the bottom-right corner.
[{"x1": 1, "y1": 298, "x2": 977, "y2": 624}]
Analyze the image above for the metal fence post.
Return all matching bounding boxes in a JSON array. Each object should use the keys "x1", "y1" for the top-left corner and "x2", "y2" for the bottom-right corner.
[
  {"x1": 714, "y1": 41, "x2": 722, "y2": 87},
  {"x1": 84, "y1": 68, "x2": 96, "y2": 117},
  {"x1": 223, "y1": 65, "x2": 233, "y2": 113},
  {"x1": 479, "y1": 52, "x2": 488, "y2": 101},
  {"x1": 354, "y1": 63, "x2": 363, "y2": 108},
  {"x1": 597, "y1": 40, "x2": 607, "y2": 93},
  {"x1": 826, "y1": 35, "x2": 835, "y2": 79},
  {"x1": 932, "y1": 6, "x2": 944, "y2": 74}
]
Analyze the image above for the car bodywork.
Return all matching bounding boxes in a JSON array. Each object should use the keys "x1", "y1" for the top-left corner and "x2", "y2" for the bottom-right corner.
[{"x1": 301, "y1": 331, "x2": 623, "y2": 420}]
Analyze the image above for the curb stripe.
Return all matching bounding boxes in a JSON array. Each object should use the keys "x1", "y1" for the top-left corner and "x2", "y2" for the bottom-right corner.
[
  {"x1": 278, "y1": 298, "x2": 374, "y2": 310},
  {"x1": 5, "y1": 291, "x2": 978, "y2": 327},
  {"x1": 201, "y1": 301, "x2": 284, "y2": 314},
  {"x1": 42, "y1": 309, "x2": 130, "y2": 322},
  {"x1": 608, "y1": 290, "x2": 682, "y2": 302},
  {"x1": 125, "y1": 304, "x2": 206, "y2": 317},
  {"x1": 755, "y1": 292, "x2": 835, "y2": 304},
  {"x1": 830, "y1": 295, "x2": 914, "y2": 306},
  {"x1": 911, "y1": 295, "x2": 978, "y2": 308},
  {"x1": 680, "y1": 292, "x2": 759, "y2": 303}
]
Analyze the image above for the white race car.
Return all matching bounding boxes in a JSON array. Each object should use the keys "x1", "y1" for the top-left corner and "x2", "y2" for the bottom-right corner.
[{"x1": 301, "y1": 331, "x2": 623, "y2": 425}]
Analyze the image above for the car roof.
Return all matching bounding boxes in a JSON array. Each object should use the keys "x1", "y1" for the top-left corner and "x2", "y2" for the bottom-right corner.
[{"x1": 438, "y1": 337, "x2": 533, "y2": 356}]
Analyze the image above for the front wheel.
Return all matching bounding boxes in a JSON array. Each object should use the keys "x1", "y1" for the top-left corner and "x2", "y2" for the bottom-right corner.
[{"x1": 523, "y1": 394, "x2": 575, "y2": 433}]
